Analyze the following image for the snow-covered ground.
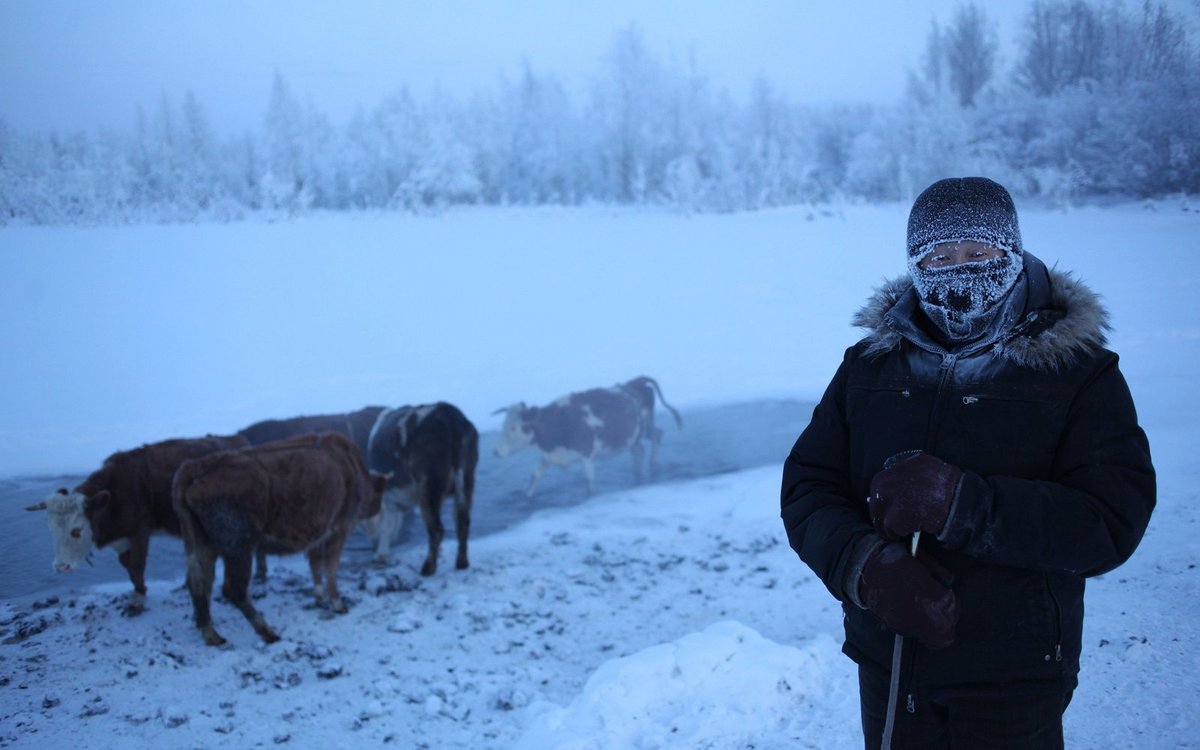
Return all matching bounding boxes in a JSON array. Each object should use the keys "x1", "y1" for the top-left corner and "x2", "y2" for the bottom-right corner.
[{"x1": 1, "y1": 202, "x2": 1198, "y2": 748}]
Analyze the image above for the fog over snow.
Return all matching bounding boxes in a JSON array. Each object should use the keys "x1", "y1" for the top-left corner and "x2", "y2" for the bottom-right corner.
[
  {"x1": 0, "y1": 0, "x2": 1039, "y2": 134},
  {"x1": 1, "y1": 202, "x2": 1198, "y2": 748}
]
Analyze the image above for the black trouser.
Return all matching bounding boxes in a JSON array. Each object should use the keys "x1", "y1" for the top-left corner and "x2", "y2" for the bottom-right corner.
[{"x1": 858, "y1": 663, "x2": 1073, "y2": 750}]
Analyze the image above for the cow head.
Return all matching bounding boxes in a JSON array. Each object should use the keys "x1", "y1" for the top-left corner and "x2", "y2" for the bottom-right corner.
[
  {"x1": 25, "y1": 488, "x2": 94, "y2": 573},
  {"x1": 366, "y1": 471, "x2": 388, "y2": 519},
  {"x1": 492, "y1": 403, "x2": 534, "y2": 458}
]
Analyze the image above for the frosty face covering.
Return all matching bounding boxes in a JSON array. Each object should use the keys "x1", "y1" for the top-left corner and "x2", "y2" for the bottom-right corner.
[{"x1": 909, "y1": 250, "x2": 1023, "y2": 342}]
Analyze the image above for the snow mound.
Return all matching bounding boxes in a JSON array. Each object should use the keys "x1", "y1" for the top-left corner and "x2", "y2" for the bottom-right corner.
[{"x1": 518, "y1": 620, "x2": 849, "y2": 750}]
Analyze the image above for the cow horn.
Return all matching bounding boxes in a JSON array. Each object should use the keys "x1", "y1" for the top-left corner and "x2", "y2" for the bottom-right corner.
[
  {"x1": 24, "y1": 501, "x2": 48, "y2": 512},
  {"x1": 490, "y1": 406, "x2": 510, "y2": 416}
]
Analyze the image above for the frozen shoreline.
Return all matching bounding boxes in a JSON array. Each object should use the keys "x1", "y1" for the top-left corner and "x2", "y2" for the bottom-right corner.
[{"x1": 2, "y1": 398, "x2": 813, "y2": 604}]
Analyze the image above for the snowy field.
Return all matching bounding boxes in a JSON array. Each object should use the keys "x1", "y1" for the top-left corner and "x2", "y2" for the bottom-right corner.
[{"x1": 1, "y1": 202, "x2": 1198, "y2": 748}]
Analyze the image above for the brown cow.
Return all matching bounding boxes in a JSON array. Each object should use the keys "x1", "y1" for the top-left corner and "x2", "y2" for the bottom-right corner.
[
  {"x1": 172, "y1": 432, "x2": 385, "y2": 646},
  {"x1": 238, "y1": 405, "x2": 386, "y2": 579},
  {"x1": 493, "y1": 376, "x2": 682, "y2": 496},
  {"x1": 24, "y1": 434, "x2": 250, "y2": 615}
]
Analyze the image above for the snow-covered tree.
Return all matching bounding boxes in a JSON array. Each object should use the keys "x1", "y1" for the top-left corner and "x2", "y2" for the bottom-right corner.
[{"x1": 944, "y1": 3, "x2": 998, "y2": 107}]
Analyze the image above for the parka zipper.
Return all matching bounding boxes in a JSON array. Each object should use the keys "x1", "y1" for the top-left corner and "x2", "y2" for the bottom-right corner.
[
  {"x1": 923, "y1": 353, "x2": 958, "y2": 447},
  {"x1": 899, "y1": 352, "x2": 956, "y2": 717}
]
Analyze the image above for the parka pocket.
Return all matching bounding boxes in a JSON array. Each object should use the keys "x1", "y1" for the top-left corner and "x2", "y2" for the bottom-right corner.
[
  {"x1": 940, "y1": 389, "x2": 1064, "y2": 477},
  {"x1": 1041, "y1": 573, "x2": 1064, "y2": 665},
  {"x1": 957, "y1": 565, "x2": 1061, "y2": 655},
  {"x1": 845, "y1": 380, "x2": 929, "y2": 457}
]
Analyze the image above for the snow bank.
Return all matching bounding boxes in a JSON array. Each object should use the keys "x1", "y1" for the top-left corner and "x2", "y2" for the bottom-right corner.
[{"x1": 518, "y1": 621, "x2": 853, "y2": 750}]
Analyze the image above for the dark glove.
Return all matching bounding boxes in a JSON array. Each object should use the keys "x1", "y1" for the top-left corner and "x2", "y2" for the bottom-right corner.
[
  {"x1": 868, "y1": 451, "x2": 962, "y2": 540},
  {"x1": 859, "y1": 542, "x2": 958, "y2": 649}
]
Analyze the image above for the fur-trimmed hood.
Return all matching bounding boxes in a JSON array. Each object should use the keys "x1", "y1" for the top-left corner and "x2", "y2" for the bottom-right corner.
[{"x1": 853, "y1": 254, "x2": 1111, "y2": 371}]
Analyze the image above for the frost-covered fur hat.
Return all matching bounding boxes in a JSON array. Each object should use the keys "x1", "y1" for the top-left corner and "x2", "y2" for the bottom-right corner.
[{"x1": 907, "y1": 177, "x2": 1023, "y2": 259}]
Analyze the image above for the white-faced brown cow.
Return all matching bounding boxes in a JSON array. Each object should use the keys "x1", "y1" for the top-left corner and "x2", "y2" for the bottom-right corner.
[
  {"x1": 364, "y1": 402, "x2": 479, "y2": 575},
  {"x1": 24, "y1": 434, "x2": 250, "y2": 615},
  {"x1": 172, "y1": 432, "x2": 385, "y2": 646},
  {"x1": 493, "y1": 375, "x2": 682, "y2": 496}
]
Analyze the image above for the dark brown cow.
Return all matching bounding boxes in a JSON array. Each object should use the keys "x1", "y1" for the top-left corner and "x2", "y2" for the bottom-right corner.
[
  {"x1": 365, "y1": 402, "x2": 479, "y2": 575},
  {"x1": 172, "y1": 432, "x2": 385, "y2": 646},
  {"x1": 24, "y1": 434, "x2": 250, "y2": 615},
  {"x1": 238, "y1": 406, "x2": 384, "y2": 457},
  {"x1": 493, "y1": 376, "x2": 682, "y2": 496}
]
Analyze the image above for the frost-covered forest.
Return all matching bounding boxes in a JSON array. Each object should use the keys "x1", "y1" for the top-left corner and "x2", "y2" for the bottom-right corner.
[{"x1": 2, "y1": 0, "x2": 1197, "y2": 225}]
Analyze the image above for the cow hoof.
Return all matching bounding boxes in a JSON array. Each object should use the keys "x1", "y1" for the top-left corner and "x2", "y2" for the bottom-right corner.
[
  {"x1": 121, "y1": 602, "x2": 145, "y2": 617},
  {"x1": 203, "y1": 631, "x2": 227, "y2": 647},
  {"x1": 260, "y1": 629, "x2": 281, "y2": 644},
  {"x1": 420, "y1": 562, "x2": 437, "y2": 577},
  {"x1": 455, "y1": 558, "x2": 469, "y2": 571}
]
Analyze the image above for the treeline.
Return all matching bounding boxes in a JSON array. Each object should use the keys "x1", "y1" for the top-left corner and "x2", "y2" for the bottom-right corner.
[{"x1": 1, "y1": 0, "x2": 1196, "y2": 225}]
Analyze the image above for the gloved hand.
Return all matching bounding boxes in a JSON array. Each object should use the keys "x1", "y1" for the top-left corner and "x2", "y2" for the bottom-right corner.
[
  {"x1": 859, "y1": 542, "x2": 959, "y2": 649},
  {"x1": 868, "y1": 451, "x2": 963, "y2": 540}
]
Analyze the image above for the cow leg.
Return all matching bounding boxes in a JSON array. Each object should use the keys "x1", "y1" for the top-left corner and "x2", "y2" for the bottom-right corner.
[
  {"x1": 184, "y1": 540, "x2": 225, "y2": 646},
  {"x1": 630, "y1": 441, "x2": 646, "y2": 484},
  {"x1": 417, "y1": 480, "x2": 445, "y2": 577},
  {"x1": 453, "y1": 467, "x2": 471, "y2": 571},
  {"x1": 307, "y1": 549, "x2": 325, "y2": 600},
  {"x1": 223, "y1": 546, "x2": 263, "y2": 599},
  {"x1": 225, "y1": 547, "x2": 279, "y2": 644},
  {"x1": 318, "y1": 533, "x2": 351, "y2": 613},
  {"x1": 526, "y1": 460, "x2": 549, "y2": 497},
  {"x1": 117, "y1": 533, "x2": 150, "y2": 616},
  {"x1": 648, "y1": 425, "x2": 664, "y2": 477},
  {"x1": 253, "y1": 547, "x2": 268, "y2": 582},
  {"x1": 581, "y1": 458, "x2": 596, "y2": 495}
]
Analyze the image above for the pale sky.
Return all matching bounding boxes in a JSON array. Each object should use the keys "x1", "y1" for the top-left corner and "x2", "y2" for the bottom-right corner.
[{"x1": 0, "y1": 0, "x2": 1194, "y2": 135}]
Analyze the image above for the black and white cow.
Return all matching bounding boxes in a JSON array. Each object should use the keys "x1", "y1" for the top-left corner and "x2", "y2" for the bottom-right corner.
[
  {"x1": 493, "y1": 375, "x2": 682, "y2": 496},
  {"x1": 364, "y1": 402, "x2": 479, "y2": 575}
]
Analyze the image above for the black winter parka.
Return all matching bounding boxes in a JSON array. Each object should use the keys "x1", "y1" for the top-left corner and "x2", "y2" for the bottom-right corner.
[{"x1": 781, "y1": 253, "x2": 1156, "y2": 691}]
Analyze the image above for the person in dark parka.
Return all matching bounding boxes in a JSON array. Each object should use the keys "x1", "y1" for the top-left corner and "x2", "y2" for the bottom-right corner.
[{"x1": 780, "y1": 177, "x2": 1155, "y2": 749}]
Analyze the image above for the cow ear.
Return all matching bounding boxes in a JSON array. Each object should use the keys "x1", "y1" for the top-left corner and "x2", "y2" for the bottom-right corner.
[
  {"x1": 88, "y1": 490, "x2": 112, "y2": 511},
  {"x1": 56, "y1": 487, "x2": 69, "y2": 496}
]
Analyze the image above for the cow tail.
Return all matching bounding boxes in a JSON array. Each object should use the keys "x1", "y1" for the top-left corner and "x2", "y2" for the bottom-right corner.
[
  {"x1": 645, "y1": 377, "x2": 683, "y2": 428},
  {"x1": 171, "y1": 461, "x2": 211, "y2": 554}
]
